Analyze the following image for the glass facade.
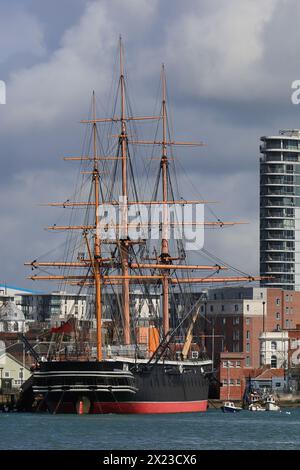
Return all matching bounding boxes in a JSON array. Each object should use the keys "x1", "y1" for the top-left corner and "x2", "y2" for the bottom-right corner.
[{"x1": 260, "y1": 131, "x2": 300, "y2": 290}]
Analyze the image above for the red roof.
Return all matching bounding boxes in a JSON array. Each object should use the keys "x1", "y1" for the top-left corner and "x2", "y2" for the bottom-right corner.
[{"x1": 254, "y1": 368, "x2": 284, "y2": 380}]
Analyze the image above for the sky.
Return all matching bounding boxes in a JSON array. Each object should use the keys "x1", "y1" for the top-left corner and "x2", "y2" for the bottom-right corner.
[{"x1": 1, "y1": 0, "x2": 300, "y2": 291}]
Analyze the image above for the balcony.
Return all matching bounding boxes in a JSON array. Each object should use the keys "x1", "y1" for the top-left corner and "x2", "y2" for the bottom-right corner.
[
  {"x1": 263, "y1": 177, "x2": 295, "y2": 185},
  {"x1": 262, "y1": 265, "x2": 295, "y2": 274},
  {"x1": 263, "y1": 254, "x2": 294, "y2": 262},
  {"x1": 261, "y1": 231, "x2": 294, "y2": 240},
  {"x1": 262, "y1": 222, "x2": 295, "y2": 230},
  {"x1": 262, "y1": 242, "x2": 295, "y2": 251},
  {"x1": 260, "y1": 164, "x2": 295, "y2": 175}
]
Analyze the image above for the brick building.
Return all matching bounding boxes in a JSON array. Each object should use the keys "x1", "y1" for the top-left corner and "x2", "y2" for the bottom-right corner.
[
  {"x1": 219, "y1": 351, "x2": 286, "y2": 401},
  {"x1": 219, "y1": 352, "x2": 246, "y2": 401},
  {"x1": 199, "y1": 286, "x2": 300, "y2": 370}
]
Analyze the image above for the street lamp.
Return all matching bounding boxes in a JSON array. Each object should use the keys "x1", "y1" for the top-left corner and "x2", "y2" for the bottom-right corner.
[
  {"x1": 19, "y1": 367, "x2": 23, "y2": 385},
  {"x1": 262, "y1": 301, "x2": 266, "y2": 367},
  {"x1": 262, "y1": 301, "x2": 266, "y2": 334}
]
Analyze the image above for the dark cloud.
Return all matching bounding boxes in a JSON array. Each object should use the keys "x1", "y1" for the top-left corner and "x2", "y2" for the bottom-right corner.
[{"x1": 0, "y1": 0, "x2": 299, "y2": 289}]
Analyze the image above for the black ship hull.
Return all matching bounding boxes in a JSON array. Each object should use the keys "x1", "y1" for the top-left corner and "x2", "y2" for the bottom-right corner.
[{"x1": 31, "y1": 359, "x2": 211, "y2": 414}]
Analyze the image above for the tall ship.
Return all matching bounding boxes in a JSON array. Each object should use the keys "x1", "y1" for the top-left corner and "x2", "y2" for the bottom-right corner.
[{"x1": 22, "y1": 39, "x2": 262, "y2": 414}]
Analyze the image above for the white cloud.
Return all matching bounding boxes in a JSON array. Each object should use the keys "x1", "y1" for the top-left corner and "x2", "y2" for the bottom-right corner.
[
  {"x1": 1, "y1": 0, "x2": 159, "y2": 134},
  {"x1": 161, "y1": 0, "x2": 278, "y2": 101}
]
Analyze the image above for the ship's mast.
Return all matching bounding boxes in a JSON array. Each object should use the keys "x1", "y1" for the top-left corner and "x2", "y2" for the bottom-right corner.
[
  {"x1": 26, "y1": 42, "x2": 267, "y2": 362},
  {"x1": 92, "y1": 91, "x2": 103, "y2": 361},
  {"x1": 119, "y1": 37, "x2": 130, "y2": 345},
  {"x1": 160, "y1": 65, "x2": 170, "y2": 336}
]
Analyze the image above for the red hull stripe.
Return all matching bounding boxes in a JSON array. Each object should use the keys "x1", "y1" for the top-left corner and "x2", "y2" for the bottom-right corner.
[{"x1": 92, "y1": 400, "x2": 208, "y2": 414}]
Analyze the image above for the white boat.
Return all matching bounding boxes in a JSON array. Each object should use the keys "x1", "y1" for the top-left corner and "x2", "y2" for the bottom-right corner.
[
  {"x1": 248, "y1": 403, "x2": 265, "y2": 411},
  {"x1": 221, "y1": 401, "x2": 242, "y2": 413},
  {"x1": 265, "y1": 395, "x2": 280, "y2": 411}
]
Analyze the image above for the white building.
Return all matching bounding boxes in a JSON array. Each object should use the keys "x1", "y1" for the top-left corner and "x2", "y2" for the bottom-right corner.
[
  {"x1": 0, "y1": 350, "x2": 31, "y2": 390},
  {"x1": 20, "y1": 291, "x2": 88, "y2": 323},
  {"x1": 0, "y1": 301, "x2": 27, "y2": 333},
  {"x1": 260, "y1": 129, "x2": 300, "y2": 290},
  {"x1": 259, "y1": 331, "x2": 289, "y2": 368}
]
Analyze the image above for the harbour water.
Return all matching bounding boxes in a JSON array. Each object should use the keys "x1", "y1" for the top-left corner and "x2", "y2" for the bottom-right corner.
[{"x1": 0, "y1": 408, "x2": 300, "y2": 450}]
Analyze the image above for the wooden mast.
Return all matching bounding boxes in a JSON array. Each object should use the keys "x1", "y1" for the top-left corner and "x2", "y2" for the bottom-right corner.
[
  {"x1": 25, "y1": 45, "x2": 270, "y2": 364},
  {"x1": 119, "y1": 37, "x2": 130, "y2": 345},
  {"x1": 160, "y1": 65, "x2": 170, "y2": 336},
  {"x1": 92, "y1": 91, "x2": 103, "y2": 361}
]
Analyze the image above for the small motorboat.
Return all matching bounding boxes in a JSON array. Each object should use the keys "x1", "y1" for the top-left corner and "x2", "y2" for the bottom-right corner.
[
  {"x1": 221, "y1": 401, "x2": 242, "y2": 413},
  {"x1": 265, "y1": 395, "x2": 280, "y2": 411},
  {"x1": 248, "y1": 403, "x2": 265, "y2": 411}
]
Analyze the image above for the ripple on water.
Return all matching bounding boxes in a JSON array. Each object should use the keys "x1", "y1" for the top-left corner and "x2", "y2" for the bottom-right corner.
[{"x1": 0, "y1": 409, "x2": 300, "y2": 450}]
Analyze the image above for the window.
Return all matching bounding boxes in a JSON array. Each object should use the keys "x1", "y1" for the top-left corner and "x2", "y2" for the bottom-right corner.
[
  {"x1": 210, "y1": 305, "x2": 214, "y2": 312},
  {"x1": 286, "y1": 294, "x2": 289, "y2": 302},
  {"x1": 246, "y1": 343, "x2": 250, "y2": 352},
  {"x1": 276, "y1": 298, "x2": 280, "y2": 306},
  {"x1": 246, "y1": 356, "x2": 251, "y2": 367},
  {"x1": 260, "y1": 292, "x2": 263, "y2": 299},
  {"x1": 286, "y1": 319, "x2": 289, "y2": 328},
  {"x1": 271, "y1": 341, "x2": 277, "y2": 350},
  {"x1": 221, "y1": 305, "x2": 225, "y2": 312},
  {"x1": 271, "y1": 355, "x2": 277, "y2": 368},
  {"x1": 246, "y1": 318, "x2": 250, "y2": 325},
  {"x1": 236, "y1": 361, "x2": 241, "y2": 367},
  {"x1": 4, "y1": 371, "x2": 10, "y2": 378},
  {"x1": 286, "y1": 307, "x2": 289, "y2": 314},
  {"x1": 276, "y1": 312, "x2": 280, "y2": 320},
  {"x1": 237, "y1": 379, "x2": 241, "y2": 385},
  {"x1": 246, "y1": 330, "x2": 250, "y2": 340},
  {"x1": 233, "y1": 330, "x2": 240, "y2": 340},
  {"x1": 234, "y1": 317, "x2": 240, "y2": 325},
  {"x1": 291, "y1": 339, "x2": 298, "y2": 348},
  {"x1": 246, "y1": 304, "x2": 250, "y2": 312},
  {"x1": 223, "y1": 361, "x2": 228, "y2": 368},
  {"x1": 235, "y1": 304, "x2": 239, "y2": 312},
  {"x1": 223, "y1": 318, "x2": 226, "y2": 325},
  {"x1": 230, "y1": 379, "x2": 234, "y2": 385},
  {"x1": 276, "y1": 324, "x2": 281, "y2": 331},
  {"x1": 200, "y1": 305, "x2": 204, "y2": 313},
  {"x1": 275, "y1": 382, "x2": 281, "y2": 387},
  {"x1": 223, "y1": 379, "x2": 228, "y2": 385},
  {"x1": 290, "y1": 295, "x2": 293, "y2": 302},
  {"x1": 290, "y1": 308, "x2": 293, "y2": 315},
  {"x1": 214, "y1": 294, "x2": 217, "y2": 300}
]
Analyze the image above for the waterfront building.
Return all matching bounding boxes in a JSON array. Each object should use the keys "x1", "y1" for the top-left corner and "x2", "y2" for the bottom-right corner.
[
  {"x1": 0, "y1": 351, "x2": 31, "y2": 391},
  {"x1": 218, "y1": 351, "x2": 286, "y2": 400},
  {"x1": 20, "y1": 291, "x2": 88, "y2": 323},
  {"x1": 199, "y1": 286, "x2": 300, "y2": 369},
  {"x1": 260, "y1": 130, "x2": 300, "y2": 290},
  {"x1": 259, "y1": 331, "x2": 289, "y2": 369},
  {"x1": 219, "y1": 352, "x2": 245, "y2": 400}
]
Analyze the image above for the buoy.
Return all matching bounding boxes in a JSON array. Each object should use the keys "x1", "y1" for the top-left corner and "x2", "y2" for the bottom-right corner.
[{"x1": 76, "y1": 396, "x2": 91, "y2": 414}]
